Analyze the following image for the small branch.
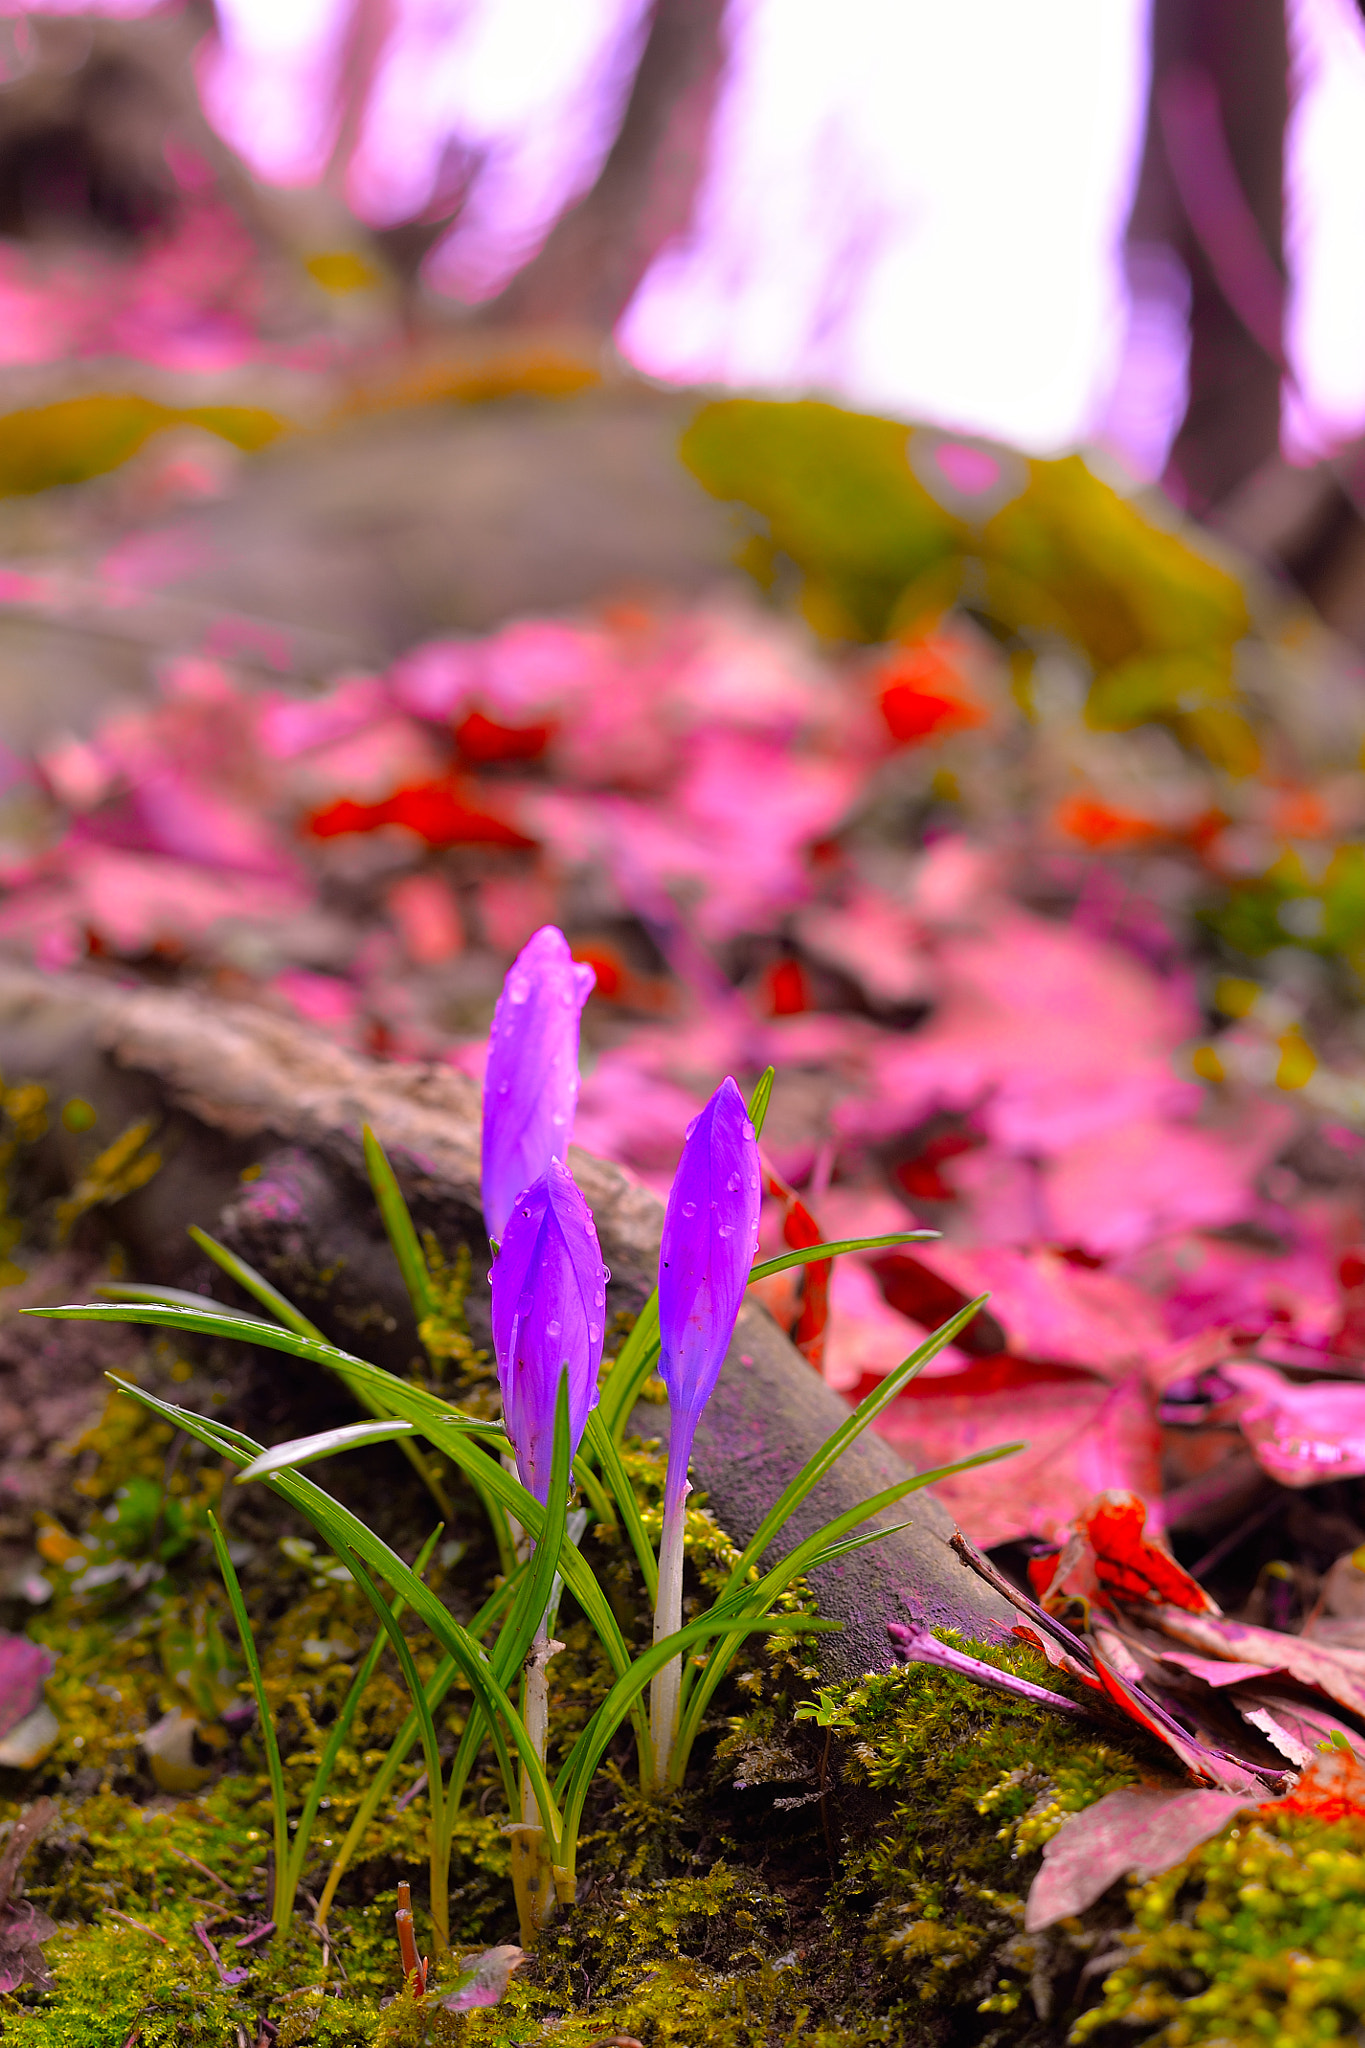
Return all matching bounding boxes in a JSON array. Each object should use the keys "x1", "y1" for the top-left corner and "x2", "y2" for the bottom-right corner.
[{"x1": 887, "y1": 1622, "x2": 1093, "y2": 1720}]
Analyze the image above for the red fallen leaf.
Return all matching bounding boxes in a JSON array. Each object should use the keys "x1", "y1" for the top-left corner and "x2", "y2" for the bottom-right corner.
[
  {"x1": 306, "y1": 778, "x2": 536, "y2": 850},
  {"x1": 892, "y1": 1129, "x2": 978, "y2": 1203},
  {"x1": 873, "y1": 640, "x2": 989, "y2": 745},
  {"x1": 874, "y1": 1363, "x2": 1160, "y2": 1548},
  {"x1": 1053, "y1": 795, "x2": 1164, "y2": 851},
  {"x1": 762, "y1": 957, "x2": 811, "y2": 1017},
  {"x1": 1263, "y1": 1741, "x2": 1365, "y2": 1823},
  {"x1": 1072, "y1": 1491, "x2": 1219, "y2": 1615},
  {"x1": 764, "y1": 1166, "x2": 829, "y2": 1371},
  {"x1": 1024, "y1": 1786, "x2": 1252, "y2": 1930},
  {"x1": 455, "y1": 708, "x2": 555, "y2": 766},
  {"x1": 872, "y1": 1254, "x2": 1005, "y2": 1358},
  {"x1": 0, "y1": 1638, "x2": 54, "y2": 1745},
  {"x1": 1012, "y1": 1622, "x2": 1103, "y2": 1690}
]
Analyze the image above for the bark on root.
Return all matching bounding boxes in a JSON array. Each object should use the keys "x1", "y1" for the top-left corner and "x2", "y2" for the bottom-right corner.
[{"x1": 0, "y1": 963, "x2": 1015, "y2": 1673}]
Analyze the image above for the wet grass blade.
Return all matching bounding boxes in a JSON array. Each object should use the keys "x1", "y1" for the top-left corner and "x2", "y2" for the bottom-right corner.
[
  {"x1": 206, "y1": 1511, "x2": 291, "y2": 1932},
  {"x1": 362, "y1": 1124, "x2": 435, "y2": 1325}
]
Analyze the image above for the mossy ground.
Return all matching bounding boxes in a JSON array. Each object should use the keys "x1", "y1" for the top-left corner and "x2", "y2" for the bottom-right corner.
[{"x1": 5, "y1": 1116, "x2": 1365, "y2": 2045}]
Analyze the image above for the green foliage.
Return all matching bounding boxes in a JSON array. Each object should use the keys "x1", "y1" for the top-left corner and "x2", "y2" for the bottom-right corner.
[
  {"x1": 1076, "y1": 1812, "x2": 1365, "y2": 2047},
  {"x1": 0, "y1": 1074, "x2": 50, "y2": 1285},
  {"x1": 0, "y1": 394, "x2": 285, "y2": 497},
  {"x1": 679, "y1": 397, "x2": 1257, "y2": 770},
  {"x1": 807, "y1": 1642, "x2": 1144, "y2": 2022}
]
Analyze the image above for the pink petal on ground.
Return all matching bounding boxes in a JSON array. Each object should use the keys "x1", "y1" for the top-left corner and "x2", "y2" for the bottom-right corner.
[
  {"x1": 387, "y1": 873, "x2": 464, "y2": 965},
  {"x1": 1221, "y1": 1361, "x2": 1365, "y2": 1488},
  {"x1": 0, "y1": 1638, "x2": 54, "y2": 1743},
  {"x1": 1116, "y1": 1220, "x2": 1340, "y2": 1352},
  {"x1": 823, "y1": 1258, "x2": 966, "y2": 1394},
  {"x1": 1024, "y1": 1786, "x2": 1251, "y2": 1930},
  {"x1": 793, "y1": 889, "x2": 932, "y2": 1009},
  {"x1": 65, "y1": 847, "x2": 305, "y2": 957},
  {"x1": 837, "y1": 907, "x2": 1198, "y2": 1150},
  {"x1": 442, "y1": 1944, "x2": 526, "y2": 2010},
  {"x1": 1157, "y1": 1652, "x2": 1280, "y2": 1688},
  {"x1": 257, "y1": 676, "x2": 392, "y2": 758},
  {"x1": 1151, "y1": 1605, "x2": 1365, "y2": 1721},
  {"x1": 914, "y1": 1244, "x2": 1168, "y2": 1379},
  {"x1": 1043, "y1": 1101, "x2": 1295, "y2": 1258},
  {"x1": 271, "y1": 969, "x2": 359, "y2": 1031},
  {"x1": 871, "y1": 1361, "x2": 1161, "y2": 1547}
]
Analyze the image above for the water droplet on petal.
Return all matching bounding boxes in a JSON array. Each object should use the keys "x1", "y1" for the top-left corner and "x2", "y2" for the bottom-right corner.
[
  {"x1": 497, "y1": 1081, "x2": 510, "y2": 1096},
  {"x1": 717, "y1": 1223, "x2": 734, "y2": 1239},
  {"x1": 727, "y1": 1172, "x2": 741, "y2": 1193},
  {"x1": 681, "y1": 1201, "x2": 696, "y2": 1219},
  {"x1": 546, "y1": 1319, "x2": 561, "y2": 1339},
  {"x1": 589, "y1": 1324, "x2": 601, "y2": 1344}
]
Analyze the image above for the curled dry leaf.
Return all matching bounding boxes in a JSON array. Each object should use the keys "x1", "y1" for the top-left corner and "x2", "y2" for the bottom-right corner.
[{"x1": 441, "y1": 1944, "x2": 526, "y2": 2011}]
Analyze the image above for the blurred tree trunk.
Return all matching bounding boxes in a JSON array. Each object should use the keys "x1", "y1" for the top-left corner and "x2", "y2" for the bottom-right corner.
[
  {"x1": 485, "y1": 0, "x2": 728, "y2": 334},
  {"x1": 1126, "y1": 0, "x2": 1288, "y2": 513}
]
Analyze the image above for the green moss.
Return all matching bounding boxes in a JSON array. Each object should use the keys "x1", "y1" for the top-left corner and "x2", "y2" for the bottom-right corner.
[
  {"x1": 1076, "y1": 1812, "x2": 1365, "y2": 2046},
  {"x1": 805, "y1": 1640, "x2": 1148, "y2": 2028}
]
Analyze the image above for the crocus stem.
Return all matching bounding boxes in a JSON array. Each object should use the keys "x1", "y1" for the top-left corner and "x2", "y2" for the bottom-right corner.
[
  {"x1": 510, "y1": 1618, "x2": 560, "y2": 1944},
  {"x1": 649, "y1": 1441, "x2": 691, "y2": 1793}
]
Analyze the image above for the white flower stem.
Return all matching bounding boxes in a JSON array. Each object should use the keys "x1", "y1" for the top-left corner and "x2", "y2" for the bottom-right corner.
[
  {"x1": 649, "y1": 1444, "x2": 690, "y2": 1793},
  {"x1": 510, "y1": 1614, "x2": 559, "y2": 1943}
]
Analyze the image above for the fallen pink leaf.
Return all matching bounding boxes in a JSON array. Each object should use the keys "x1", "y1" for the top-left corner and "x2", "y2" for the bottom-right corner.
[
  {"x1": 1024, "y1": 1786, "x2": 1252, "y2": 1931},
  {"x1": 442, "y1": 1944, "x2": 526, "y2": 2010}
]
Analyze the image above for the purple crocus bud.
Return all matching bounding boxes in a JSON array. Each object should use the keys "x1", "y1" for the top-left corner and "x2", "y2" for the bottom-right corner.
[
  {"x1": 657, "y1": 1077, "x2": 761, "y2": 1463},
  {"x1": 490, "y1": 1158, "x2": 608, "y2": 1505},
  {"x1": 482, "y1": 926, "x2": 595, "y2": 1246}
]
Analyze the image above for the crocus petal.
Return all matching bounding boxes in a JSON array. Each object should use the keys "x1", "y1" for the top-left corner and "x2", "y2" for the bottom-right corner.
[
  {"x1": 481, "y1": 925, "x2": 595, "y2": 1243},
  {"x1": 490, "y1": 1158, "x2": 607, "y2": 1503},
  {"x1": 658, "y1": 1076, "x2": 761, "y2": 1439}
]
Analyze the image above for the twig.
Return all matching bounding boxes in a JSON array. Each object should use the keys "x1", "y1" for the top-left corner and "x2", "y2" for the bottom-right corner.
[
  {"x1": 104, "y1": 1910, "x2": 170, "y2": 1948},
  {"x1": 393, "y1": 1771, "x2": 427, "y2": 1812},
  {"x1": 167, "y1": 1844, "x2": 237, "y2": 1897},
  {"x1": 887, "y1": 1622, "x2": 1093, "y2": 1718}
]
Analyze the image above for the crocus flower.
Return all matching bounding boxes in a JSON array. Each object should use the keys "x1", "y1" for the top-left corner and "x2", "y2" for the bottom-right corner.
[
  {"x1": 490, "y1": 1158, "x2": 608, "y2": 1505},
  {"x1": 482, "y1": 926, "x2": 595, "y2": 1245},
  {"x1": 657, "y1": 1076, "x2": 762, "y2": 1469},
  {"x1": 650, "y1": 1075, "x2": 761, "y2": 1787}
]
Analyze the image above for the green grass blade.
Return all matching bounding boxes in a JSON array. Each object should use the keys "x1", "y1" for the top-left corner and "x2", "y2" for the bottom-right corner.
[
  {"x1": 42, "y1": 1297, "x2": 459, "y2": 1516},
  {"x1": 188, "y1": 1227, "x2": 327, "y2": 1341},
  {"x1": 362, "y1": 1124, "x2": 435, "y2": 1324},
  {"x1": 672, "y1": 1441, "x2": 1021, "y2": 1780},
  {"x1": 597, "y1": 1292, "x2": 661, "y2": 1442},
  {"x1": 206, "y1": 1511, "x2": 291, "y2": 1931},
  {"x1": 98, "y1": 1281, "x2": 281, "y2": 1322},
  {"x1": 582, "y1": 1409, "x2": 657, "y2": 1602},
  {"x1": 330, "y1": 1539, "x2": 451, "y2": 1840},
  {"x1": 717, "y1": 1296, "x2": 991, "y2": 1601},
  {"x1": 287, "y1": 1523, "x2": 442, "y2": 1902},
  {"x1": 110, "y1": 1376, "x2": 560, "y2": 1835},
  {"x1": 555, "y1": 1613, "x2": 829, "y2": 1867},
  {"x1": 746, "y1": 1067, "x2": 775, "y2": 1139},
  {"x1": 500, "y1": 1375, "x2": 573, "y2": 1678},
  {"x1": 236, "y1": 1419, "x2": 421, "y2": 1482},
  {"x1": 748, "y1": 1232, "x2": 936, "y2": 1282},
  {"x1": 570, "y1": 1448, "x2": 618, "y2": 1537},
  {"x1": 316, "y1": 1565, "x2": 526, "y2": 1929}
]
